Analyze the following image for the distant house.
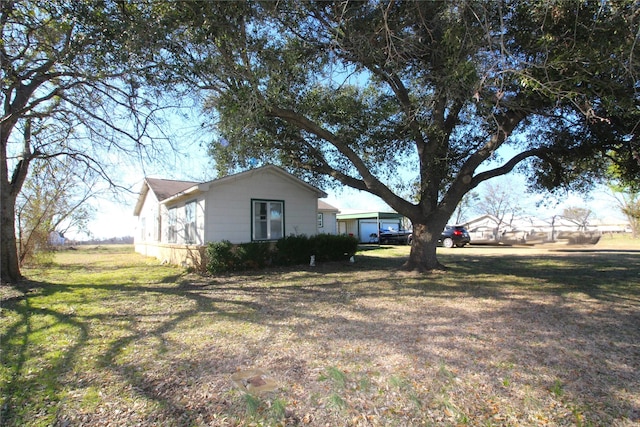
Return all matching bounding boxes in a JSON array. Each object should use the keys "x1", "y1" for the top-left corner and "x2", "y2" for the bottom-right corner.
[
  {"x1": 462, "y1": 214, "x2": 623, "y2": 244},
  {"x1": 133, "y1": 165, "x2": 328, "y2": 266},
  {"x1": 48, "y1": 231, "x2": 66, "y2": 246}
]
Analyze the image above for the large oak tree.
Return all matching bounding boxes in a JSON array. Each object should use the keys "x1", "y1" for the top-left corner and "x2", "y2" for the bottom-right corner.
[{"x1": 155, "y1": 0, "x2": 639, "y2": 271}]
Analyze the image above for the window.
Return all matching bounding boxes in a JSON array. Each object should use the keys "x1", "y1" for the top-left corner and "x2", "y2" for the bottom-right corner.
[
  {"x1": 154, "y1": 212, "x2": 160, "y2": 241},
  {"x1": 252, "y1": 200, "x2": 284, "y2": 241},
  {"x1": 317, "y1": 213, "x2": 324, "y2": 228},
  {"x1": 140, "y1": 217, "x2": 146, "y2": 240},
  {"x1": 167, "y1": 207, "x2": 177, "y2": 243},
  {"x1": 185, "y1": 200, "x2": 197, "y2": 244}
]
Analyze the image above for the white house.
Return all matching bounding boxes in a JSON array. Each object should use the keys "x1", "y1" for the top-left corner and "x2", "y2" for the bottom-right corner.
[
  {"x1": 462, "y1": 213, "x2": 618, "y2": 244},
  {"x1": 133, "y1": 165, "x2": 329, "y2": 266},
  {"x1": 317, "y1": 200, "x2": 340, "y2": 235}
]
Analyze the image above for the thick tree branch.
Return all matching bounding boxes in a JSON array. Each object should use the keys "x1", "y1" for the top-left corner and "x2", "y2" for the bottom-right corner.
[
  {"x1": 471, "y1": 148, "x2": 548, "y2": 188},
  {"x1": 269, "y1": 105, "x2": 416, "y2": 213}
]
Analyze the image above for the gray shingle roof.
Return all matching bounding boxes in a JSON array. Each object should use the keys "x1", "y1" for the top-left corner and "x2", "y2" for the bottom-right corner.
[{"x1": 145, "y1": 177, "x2": 198, "y2": 201}]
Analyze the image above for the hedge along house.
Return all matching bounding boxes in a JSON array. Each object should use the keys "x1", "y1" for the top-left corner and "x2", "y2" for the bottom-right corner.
[{"x1": 133, "y1": 165, "x2": 328, "y2": 266}]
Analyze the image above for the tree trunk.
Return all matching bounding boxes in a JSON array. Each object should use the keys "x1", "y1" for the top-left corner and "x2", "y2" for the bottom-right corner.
[
  {"x1": 1, "y1": 121, "x2": 30, "y2": 284},
  {"x1": 1, "y1": 186, "x2": 21, "y2": 284},
  {"x1": 403, "y1": 223, "x2": 446, "y2": 271}
]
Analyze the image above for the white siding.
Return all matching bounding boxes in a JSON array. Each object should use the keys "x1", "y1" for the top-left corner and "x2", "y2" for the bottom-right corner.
[
  {"x1": 318, "y1": 211, "x2": 338, "y2": 234},
  {"x1": 203, "y1": 168, "x2": 318, "y2": 244},
  {"x1": 135, "y1": 191, "x2": 160, "y2": 244},
  {"x1": 162, "y1": 197, "x2": 205, "y2": 245},
  {"x1": 339, "y1": 219, "x2": 359, "y2": 238}
]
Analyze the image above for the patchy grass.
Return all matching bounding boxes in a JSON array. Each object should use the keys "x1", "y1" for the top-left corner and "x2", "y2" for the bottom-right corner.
[{"x1": 1, "y1": 241, "x2": 639, "y2": 426}]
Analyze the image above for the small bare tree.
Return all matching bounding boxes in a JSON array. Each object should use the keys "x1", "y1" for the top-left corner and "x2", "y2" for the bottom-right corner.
[
  {"x1": 562, "y1": 207, "x2": 594, "y2": 231},
  {"x1": 475, "y1": 182, "x2": 524, "y2": 235},
  {"x1": 452, "y1": 191, "x2": 480, "y2": 225},
  {"x1": 609, "y1": 185, "x2": 640, "y2": 238},
  {"x1": 16, "y1": 158, "x2": 98, "y2": 265}
]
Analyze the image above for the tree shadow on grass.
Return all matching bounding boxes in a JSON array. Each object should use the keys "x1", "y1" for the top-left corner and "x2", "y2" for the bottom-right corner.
[
  {"x1": 2, "y1": 248, "x2": 639, "y2": 425},
  {"x1": 1, "y1": 288, "x2": 90, "y2": 426},
  {"x1": 437, "y1": 250, "x2": 640, "y2": 302}
]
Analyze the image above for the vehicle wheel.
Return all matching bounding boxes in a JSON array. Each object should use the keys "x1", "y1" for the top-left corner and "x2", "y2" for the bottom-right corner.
[
  {"x1": 442, "y1": 237, "x2": 454, "y2": 248},
  {"x1": 456, "y1": 243, "x2": 466, "y2": 248}
]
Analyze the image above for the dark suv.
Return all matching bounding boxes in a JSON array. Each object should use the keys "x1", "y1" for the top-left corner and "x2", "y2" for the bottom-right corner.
[
  {"x1": 439, "y1": 225, "x2": 471, "y2": 248},
  {"x1": 407, "y1": 225, "x2": 471, "y2": 247}
]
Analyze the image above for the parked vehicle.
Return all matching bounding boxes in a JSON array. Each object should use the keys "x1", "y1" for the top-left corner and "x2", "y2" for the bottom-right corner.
[
  {"x1": 378, "y1": 228, "x2": 412, "y2": 244},
  {"x1": 407, "y1": 225, "x2": 471, "y2": 247},
  {"x1": 439, "y1": 225, "x2": 471, "y2": 247}
]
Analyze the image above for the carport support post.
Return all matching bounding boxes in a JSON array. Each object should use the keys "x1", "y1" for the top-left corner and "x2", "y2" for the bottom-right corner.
[{"x1": 377, "y1": 212, "x2": 380, "y2": 246}]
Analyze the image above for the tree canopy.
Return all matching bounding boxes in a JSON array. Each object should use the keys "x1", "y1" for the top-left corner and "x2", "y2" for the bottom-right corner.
[{"x1": 150, "y1": 0, "x2": 638, "y2": 270}]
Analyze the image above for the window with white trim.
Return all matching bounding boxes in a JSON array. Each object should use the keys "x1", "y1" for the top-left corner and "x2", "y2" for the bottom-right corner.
[
  {"x1": 167, "y1": 207, "x2": 177, "y2": 243},
  {"x1": 317, "y1": 213, "x2": 324, "y2": 228},
  {"x1": 252, "y1": 200, "x2": 284, "y2": 241},
  {"x1": 185, "y1": 200, "x2": 197, "y2": 244}
]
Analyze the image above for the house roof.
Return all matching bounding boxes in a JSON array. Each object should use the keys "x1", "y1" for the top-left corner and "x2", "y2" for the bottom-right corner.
[
  {"x1": 336, "y1": 211, "x2": 403, "y2": 221},
  {"x1": 318, "y1": 200, "x2": 340, "y2": 212},
  {"x1": 134, "y1": 165, "x2": 328, "y2": 216},
  {"x1": 145, "y1": 177, "x2": 199, "y2": 201}
]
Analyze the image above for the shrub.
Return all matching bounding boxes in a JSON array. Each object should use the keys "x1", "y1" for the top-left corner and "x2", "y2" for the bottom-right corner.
[
  {"x1": 206, "y1": 240, "x2": 236, "y2": 274},
  {"x1": 236, "y1": 241, "x2": 272, "y2": 269},
  {"x1": 275, "y1": 234, "x2": 359, "y2": 265},
  {"x1": 311, "y1": 234, "x2": 358, "y2": 262},
  {"x1": 274, "y1": 235, "x2": 312, "y2": 266},
  {"x1": 206, "y1": 234, "x2": 360, "y2": 273}
]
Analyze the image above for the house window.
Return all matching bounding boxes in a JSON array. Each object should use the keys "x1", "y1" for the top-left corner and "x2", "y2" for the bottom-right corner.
[
  {"x1": 252, "y1": 200, "x2": 284, "y2": 241},
  {"x1": 140, "y1": 217, "x2": 146, "y2": 240},
  {"x1": 154, "y1": 213, "x2": 160, "y2": 241},
  {"x1": 167, "y1": 207, "x2": 177, "y2": 243},
  {"x1": 318, "y1": 213, "x2": 324, "y2": 228},
  {"x1": 185, "y1": 200, "x2": 197, "y2": 244}
]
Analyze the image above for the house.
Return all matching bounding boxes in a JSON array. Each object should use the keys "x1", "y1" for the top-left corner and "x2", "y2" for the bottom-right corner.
[
  {"x1": 336, "y1": 211, "x2": 407, "y2": 243},
  {"x1": 462, "y1": 214, "x2": 617, "y2": 244},
  {"x1": 133, "y1": 165, "x2": 329, "y2": 266},
  {"x1": 317, "y1": 200, "x2": 340, "y2": 235}
]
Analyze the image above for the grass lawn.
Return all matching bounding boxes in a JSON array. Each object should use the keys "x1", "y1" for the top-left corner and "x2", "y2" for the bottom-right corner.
[{"x1": 1, "y1": 237, "x2": 639, "y2": 426}]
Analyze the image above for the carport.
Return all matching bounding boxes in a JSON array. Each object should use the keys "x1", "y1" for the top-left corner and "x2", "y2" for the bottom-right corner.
[{"x1": 336, "y1": 211, "x2": 407, "y2": 243}]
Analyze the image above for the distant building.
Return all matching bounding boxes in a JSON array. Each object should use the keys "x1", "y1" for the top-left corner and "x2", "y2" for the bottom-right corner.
[{"x1": 462, "y1": 214, "x2": 629, "y2": 244}]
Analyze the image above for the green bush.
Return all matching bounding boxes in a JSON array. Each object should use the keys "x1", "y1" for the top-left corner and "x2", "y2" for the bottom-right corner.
[
  {"x1": 236, "y1": 241, "x2": 272, "y2": 269},
  {"x1": 206, "y1": 240, "x2": 236, "y2": 274},
  {"x1": 275, "y1": 234, "x2": 359, "y2": 265},
  {"x1": 317, "y1": 234, "x2": 359, "y2": 261},
  {"x1": 274, "y1": 235, "x2": 312, "y2": 266},
  {"x1": 206, "y1": 234, "x2": 360, "y2": 273}
]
